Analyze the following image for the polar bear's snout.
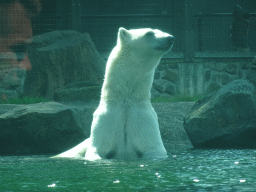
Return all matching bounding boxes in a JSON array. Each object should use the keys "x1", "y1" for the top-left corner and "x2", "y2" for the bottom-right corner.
[
  {"x1": 156, "y1": 35, "x2": 175, "y2": 52},
  {"x1": 167, "y1": 35, "x2": 175, "y2": 46},
  {"x1": 166, "y1": 35, "x2": 175, "y2": 51}
]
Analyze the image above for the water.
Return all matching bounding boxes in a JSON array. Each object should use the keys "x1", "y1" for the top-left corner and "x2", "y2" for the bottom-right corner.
[{"x1": 1, "y1": 149, "x2": 256, "y2": 191}]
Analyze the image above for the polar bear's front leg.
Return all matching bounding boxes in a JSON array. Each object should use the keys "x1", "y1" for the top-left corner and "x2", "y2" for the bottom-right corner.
[
  {"x1": 85, "y1": 103, "x2": 126, "y2": 159},
  {"x1": 125, "y1": 103, "x2": 167, "y2": 159}
]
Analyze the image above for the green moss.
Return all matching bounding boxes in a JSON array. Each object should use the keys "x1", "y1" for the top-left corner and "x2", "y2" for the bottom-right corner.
[
  {"x1": 0, "y1": 96, "x2": 51, "y2": 104},
  {"x1": 151, "y1": 94, "x2": 205, "y2": 103}
]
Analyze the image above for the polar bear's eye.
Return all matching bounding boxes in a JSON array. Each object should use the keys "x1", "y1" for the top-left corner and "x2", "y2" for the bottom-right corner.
[{"x1": 145, "y1": 31, "x2": 155, "y2": 37}]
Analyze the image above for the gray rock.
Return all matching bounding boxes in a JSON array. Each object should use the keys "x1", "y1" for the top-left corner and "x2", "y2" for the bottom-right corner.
[
  {"x1": 153, "y1": 102, "x2": 194, "y2": 153},
  {"x1": 212, "y1": 73, "x2": 232, "y2": 85},
  {"x1": 0, "y1": 89, "x2": 19, "y2": 100},
  {"x1": 162, "y1": 69, "x2": 179, "y2": 83},
  {"x1": 150, "y1": 88, "x2": 161, "y2": 99},
  {"x1": 167, "y1": 63, "x2": 179, "y2": 69},
  {"x1": 205, "y1": 82, "x2": 221, "y2": 95},
  {"x1": 0, "y1": 101, "x2": 193, "y2": 155},
  {"x1": 240, "y1": 62, "x2": 251, "y2": 70},
  {"x1": 54, "y1": 81, "x2": 101, "y2": 102},
  {"x1": 0, "y1": 101, "x2": 97, "y2": 155},
  {"x1": 0, "y1": 104, "x2": 20, "y2": 115},
  {"x1": 204, "y1": 61, "x2": 226, "y2": 72},
  {"x1": 154, "y1": 71, "x2": 160, "y2": 79},
  {"x1": 225, "y1": 64, "x2": 238, "y2": 75},
  {"x1": 165, "y1": 83, "x2": 176, "y2": 95},
  {"x1": 153, "y1": 79, "x2": 166, "y2": 93},
  {"x1": 247, "y1": 59, "x2": 256, "y2": 87},
  {"x1": 0, "y1": 68, "x2": 26, "y2": 99},
  {"x1": 184, "y1": 79, "x2": 256, "y2": 148},
  {"x1": 205, "y1": 70, "x2": 211, "y2": 82},
  {"x1": 23, "y1": 30, "x2": 105, "y2": 100}
]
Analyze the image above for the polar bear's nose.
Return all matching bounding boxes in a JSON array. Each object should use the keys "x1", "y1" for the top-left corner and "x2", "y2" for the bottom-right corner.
[
  {"x1": 167, "y1": 35, "x2": 175, "y2": 45},
  {"x1": 155, "y1": 35, "x2": 175, "y2": 51},
  {"x1": 162, "y1": 35, "x2": 175, "y2": 52}
]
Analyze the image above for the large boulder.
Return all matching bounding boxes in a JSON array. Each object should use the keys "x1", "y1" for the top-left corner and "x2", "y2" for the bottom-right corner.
[
  {"x1": 0, "y1": 101, "x2": 193, "y2": 155},
  {"x1": 53, "y1": 81, "x2": 101, "y2": 103},
  {"x1": 23, "y1": 30, "x2": 105, "y2": 100},
  {"x1": 0, "y1": 101, "x2": 97, "y2": 155},
  {"x1": 184, "y1": 80, "x2": 256, "y2": 148}
]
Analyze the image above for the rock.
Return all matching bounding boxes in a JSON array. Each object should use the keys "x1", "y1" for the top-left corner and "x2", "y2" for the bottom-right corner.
[
  {"x1": 212, "y1": 73, "x2": 232, "y2": 85},
  {"x1": 1, "y1": 68, "x2": 26, "y2": 89},
  {"x1": 0, "y1": 104, "x2": 19, "y2": 115},
  {"x1": 54, "y1": 81, "x2": 101, "y2": 102},
  {"x1": 150, "y1": 88, "x2": 161, "y2": 99},
  {"x1": 205, "y1": 82, "x2": 221, "y2": 95},
  {"x1": 184, "y1": 80, "x2": 256, "y2": 148},
  {"x1": 167, "y1": 63, "x2": 179, "y2": 69},
  {"x1": 154, "y1": 71, "x2": 160, "y2": 79},
  {"x1": 162, "y1": 69, "x2": 179, "y2": 83},
  {"x1": 221, "y1": 73, "x2": 232, "y2": 85},
  {"x1": 0, "y1": 89, "x2": 19, "y2": 100},
  {"x1": 153, "y1": 102, "x2": 194, "y2": 153},
  {"x1": 0, "y1": 67, "x2": 26, "y2": 99},
  {"x1": 0, "y1": 101, "x2": 97, "y2": 155},
  {"x1": 0, "y1": 101, "x2": 193, "y2": 155},
  {"x1": 156, "y1": 64, "x2": 166, "y2": 71},
  {"x1": 153, "y1": 79, "x2": 166, "y2": 93},
  {"x1": 204, "y1": 61, "x2": 226, "y2": 72},
  {"x1": 205, "y1": 70, "x2": 211, "y2": 82},
  {"x1": 225, "y1": 64, "x2": 238, "y2": 75},
  {"x1": 240, "y1": 62, "x2": 251, "y2": 70},
  {"x1": 246, "y1": 58, "x2": 256, "y2": 87},
  {"x1": 23, "y1": 30, "x2": 105, "y2": 100},
  {"x1": 165, "y1": 84, "x2": 176, "y2": 95}
]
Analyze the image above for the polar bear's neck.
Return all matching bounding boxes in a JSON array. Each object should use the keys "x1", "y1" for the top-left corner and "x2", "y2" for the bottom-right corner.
[{"x1": 101, "y1": 47, "x2": 161, "y2": 102}]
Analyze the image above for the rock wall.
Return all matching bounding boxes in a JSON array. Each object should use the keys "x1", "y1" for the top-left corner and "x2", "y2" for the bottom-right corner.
[
  {"x1": 0, "y1": 65, "x2": 26, "y2": 100},
  {"x1": 1, "y1": 56, "x2": 255, "y2": 100},
  {"x1": 152, "y1": 57, "x2": 253, "y2": 98}
]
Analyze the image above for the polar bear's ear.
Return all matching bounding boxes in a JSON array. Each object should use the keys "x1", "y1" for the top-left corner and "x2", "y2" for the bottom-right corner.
[{"x1": 118, "y1": 27, "x2": 131, "y2": 43}]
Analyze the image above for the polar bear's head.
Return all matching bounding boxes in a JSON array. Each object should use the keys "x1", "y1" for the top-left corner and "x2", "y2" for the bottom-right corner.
[{"x1": 117, "y1": 27, "x2": 174, "y2": 57}]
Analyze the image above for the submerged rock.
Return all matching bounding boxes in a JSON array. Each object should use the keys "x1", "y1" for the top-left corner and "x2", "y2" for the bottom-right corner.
[{"x1": 184, "y1": 80, "x2": 256, "y2": 148}]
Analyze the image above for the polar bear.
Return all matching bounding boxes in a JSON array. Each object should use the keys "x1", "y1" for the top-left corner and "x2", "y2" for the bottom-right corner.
[{"x1": 52, "y1": 27, "x2": 174, "y2": 160}]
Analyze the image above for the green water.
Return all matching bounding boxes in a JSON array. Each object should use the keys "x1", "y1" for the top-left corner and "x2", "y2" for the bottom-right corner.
[{"x1": 1, "y1": 149, "x2": 256, "y2": 191}]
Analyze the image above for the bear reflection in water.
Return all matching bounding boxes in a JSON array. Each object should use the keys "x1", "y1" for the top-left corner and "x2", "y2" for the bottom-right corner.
[{"x1": 52, "y1": 27, "x2": 174, "y2": 160}]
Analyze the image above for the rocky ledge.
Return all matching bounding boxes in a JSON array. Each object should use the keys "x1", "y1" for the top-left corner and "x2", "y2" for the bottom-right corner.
[{"x1": 0, "y1": 101, "x2": 194, "y2": 155}]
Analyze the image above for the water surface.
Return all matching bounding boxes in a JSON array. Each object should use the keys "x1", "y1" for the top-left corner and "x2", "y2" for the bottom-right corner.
[{"x1": 1, "y1": 149, "x2": 256, "y2": 191}]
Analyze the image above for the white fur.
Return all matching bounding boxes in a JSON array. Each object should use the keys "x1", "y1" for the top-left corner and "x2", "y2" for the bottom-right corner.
[{"x1": 52, "y1": 27, "x2": 174, "y2": 160}]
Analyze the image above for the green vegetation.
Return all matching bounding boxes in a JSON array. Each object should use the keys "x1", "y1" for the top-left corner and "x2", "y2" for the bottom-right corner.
[
  {"x1": 151, "y1": 94, "x2": 205, "y2": 103},
  {"x1": 0, "y1": 96, "x2": 51, "y2": 104}
]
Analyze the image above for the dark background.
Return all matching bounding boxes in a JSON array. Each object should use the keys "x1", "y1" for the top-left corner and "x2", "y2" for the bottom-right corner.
[{"x1": 32, "y1": 0, "x2": 256, "y2": 54}]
